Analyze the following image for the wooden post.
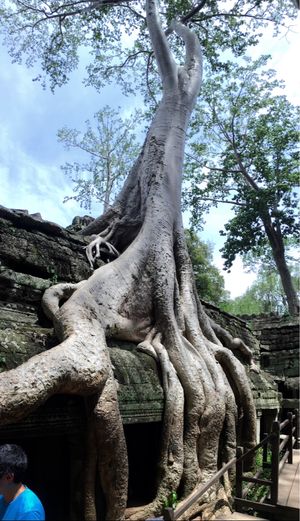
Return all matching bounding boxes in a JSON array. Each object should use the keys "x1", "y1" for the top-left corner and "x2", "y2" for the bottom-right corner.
[
  {"x1": 236, "y1": 446, "x2": 244, "y2": 499},
  {"x1": 294, "y1": 409, "x2": 300, "y2": 449},
  {"x1": 287, "y1": 411, "x2": 293, "y2": 464},
  {"x1": 270, "y1": 421, "x2": 280, "y2": 504},
  {"x1": 262, "y1": 434, "x2": 269, "y2": 469},
  {"x1": 163, "y1": 507, "x2": 175, "y2": 521}
]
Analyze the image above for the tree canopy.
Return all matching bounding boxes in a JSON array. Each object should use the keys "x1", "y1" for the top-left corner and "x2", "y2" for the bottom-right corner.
[
  {"x1": 0, "y1": 0, "x2": 296, "y2": 99},
  {"x1": 184, "y1": 56, "x2": 300, "y2": 314}
]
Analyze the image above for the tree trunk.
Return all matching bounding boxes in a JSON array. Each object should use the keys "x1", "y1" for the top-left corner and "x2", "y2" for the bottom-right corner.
[
  {"x1": 0, "y1": 1, "x2": 256, "y2": 519},
  {"x1": 262, "y1": 215, "x2": 299, "y2": 316}
]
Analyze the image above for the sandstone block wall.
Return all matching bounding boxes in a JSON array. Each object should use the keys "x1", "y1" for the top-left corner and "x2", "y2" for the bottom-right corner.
[{"x1": 250, "y1": 316, "x2": 299, "y2": 379}]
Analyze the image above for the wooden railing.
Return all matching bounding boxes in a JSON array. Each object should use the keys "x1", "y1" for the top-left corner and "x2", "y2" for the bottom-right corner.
[
  {"x1": 163, "y1": 457, "x2": 237, "y2": 520},
  {"x1": 160, "y1": 409, "x2": 298, "y2": 521},
  {"x1": 234, "y1": 409, "x2": 298, "y2": 517}
]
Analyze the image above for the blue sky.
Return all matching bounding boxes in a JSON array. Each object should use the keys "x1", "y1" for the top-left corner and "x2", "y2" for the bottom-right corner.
[{"x1": 0, "y1": 16, "x2": 299, "y2": 297}]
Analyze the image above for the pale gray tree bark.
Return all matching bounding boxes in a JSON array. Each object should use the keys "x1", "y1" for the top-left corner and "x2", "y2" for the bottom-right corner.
[{"x1": 0, "y1": 1, "x2": 256, "y2": 519}]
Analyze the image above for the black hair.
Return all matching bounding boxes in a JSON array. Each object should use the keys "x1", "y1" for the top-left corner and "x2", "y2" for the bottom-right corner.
[{"x1": 0, "y1": 444, "x2": 28, "y2": 483}]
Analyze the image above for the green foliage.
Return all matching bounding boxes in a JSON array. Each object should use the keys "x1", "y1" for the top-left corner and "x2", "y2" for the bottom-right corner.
[
  {"x1": 221, "y1": 263, "x2": 299, "y2": 316},
  {"x1": 221, "y1": 291, "x2": 262, "y2": 317},
  {"x1": 163, "y1": 490, "x2": 178, "y2": 509},
  {"x1": 185, "y1": 229, "x2": 229, "y2": 306},
  {"x1": 244, "y1": 447, "x2": 272, "y2": 504},
  {"x1": 58, "y1": 105, "x2": 142, "y2": 212}
]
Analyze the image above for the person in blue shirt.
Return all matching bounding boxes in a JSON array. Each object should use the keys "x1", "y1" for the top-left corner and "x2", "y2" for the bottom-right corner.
[{"x1": 0, "y1": 444, "x2": 45, "y2": 521}]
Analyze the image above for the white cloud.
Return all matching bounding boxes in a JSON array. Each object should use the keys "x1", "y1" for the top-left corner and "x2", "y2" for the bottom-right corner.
[
  {"x1": 0, "y1": 163, "x2": 81, "y2": 228},
  {"x1": 0, "y1": 124, "x2": 84, "y2": 226},
  {"x1": 0, "y1": 40, "x2": 127, "y2": 226},
  {"x1": 214, "y1": 254, "x2": 257, "y2": 299}
]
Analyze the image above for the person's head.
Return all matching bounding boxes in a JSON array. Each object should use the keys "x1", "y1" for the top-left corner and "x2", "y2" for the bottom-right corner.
[{"x1": 0, "y1": 444, "x2": 28, "y2": 492}]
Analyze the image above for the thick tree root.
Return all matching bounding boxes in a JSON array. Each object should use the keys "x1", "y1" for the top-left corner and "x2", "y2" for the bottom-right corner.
[
  {"x1": 0, "y1": 326, "x2": 106, "y2": 424},
  {"x1": 93, "y1": 376, "x2": 128, "y2": 521},
  {"x1": 127, "y1": 332, "x2": 184, "y2": 520}
]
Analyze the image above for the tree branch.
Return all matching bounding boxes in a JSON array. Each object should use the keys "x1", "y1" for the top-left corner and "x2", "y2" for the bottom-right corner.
[
  {"x1": 16, "y1": 0, "x2": 138, "y2": 26},
  {"x1": 193, "y1": 196, "x2": 246, "y2": 207},
  {"x1": 181, "y1": 0, "x2": 207, "y2": 24},
  {"x1": 146, "y1": 0, "x2": 177, "y2": 90},
  {"x1": 164, "y1": 0, "x2": 208, "y2": 36},
  {"x1": 206, "y1": 103, "x2": 261, "y2": 194},
  {"x1": 172, "y1": 20, "x2": 202, "y2": 84},
  {"x1": 231, "y1": 144, "x2": 261, "y2": 192},
  {"x1": 204, "y1": 166, "x2": 243, "y2": 175},
  {"x1": 193, "y1": 10, "x2": 291, "y2": 29},
  {"x1": 61, "y1": 139, "x2": 107, "y2": 159},
  {"x1": 104, "y1": 49, "x2": 150, "y2": 75}
]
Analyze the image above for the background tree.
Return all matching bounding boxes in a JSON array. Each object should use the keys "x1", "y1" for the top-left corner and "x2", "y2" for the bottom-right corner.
[
  {"x1": 222, "y1": 262, "x2": 300, "y2": 316},
  {"x1": 185, "y1": 229, "x2": 229, "y2": 306},
  {"x1": 184, "y1": 57, "x2": 300, "y2": 315},
  {"x1": 58, "y1": 106, "x2": 141, "y2": 213}
]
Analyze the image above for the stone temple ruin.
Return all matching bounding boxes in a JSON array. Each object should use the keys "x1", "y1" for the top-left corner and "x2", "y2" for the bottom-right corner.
[{"x1": 0, "y1": 205, "x2": 298, "y2": 520}]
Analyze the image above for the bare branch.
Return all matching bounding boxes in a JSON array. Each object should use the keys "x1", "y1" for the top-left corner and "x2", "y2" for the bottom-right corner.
[
  {"x1": 205, "y1": 166, "x2": 243, "y2": 175},
  {"x1": 104, "y1": 49, "x2": 150, "y2": 75},
  {"x1": 195, "y1": 196, "x2": 247, "y2": 207}
]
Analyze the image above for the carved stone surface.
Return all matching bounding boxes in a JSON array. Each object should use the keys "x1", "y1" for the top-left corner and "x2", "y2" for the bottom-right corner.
[
  {"x1": 0, "y1": 206, "x2": 91, "y2": 289},
  {"x1": 109, "y1": 341, "x2": 164, "y2": 423},
  {"x1": 250, "y1": 315, "x2": 299, "y2": 397}
]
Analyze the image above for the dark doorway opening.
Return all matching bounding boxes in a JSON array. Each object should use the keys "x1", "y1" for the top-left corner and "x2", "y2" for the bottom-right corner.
[
  {"x1": 124, "y1": 421, "x2": 162, "y2": 507},
  {"x1": 0, "y1": 403, "x2": 163, "y2": 517},
  {"x1": 0, "y1": 434, "x2": 70, "y2": 520},
  {"x1": 0, "y1": 395, "x2": 86, "y2": 520}
]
